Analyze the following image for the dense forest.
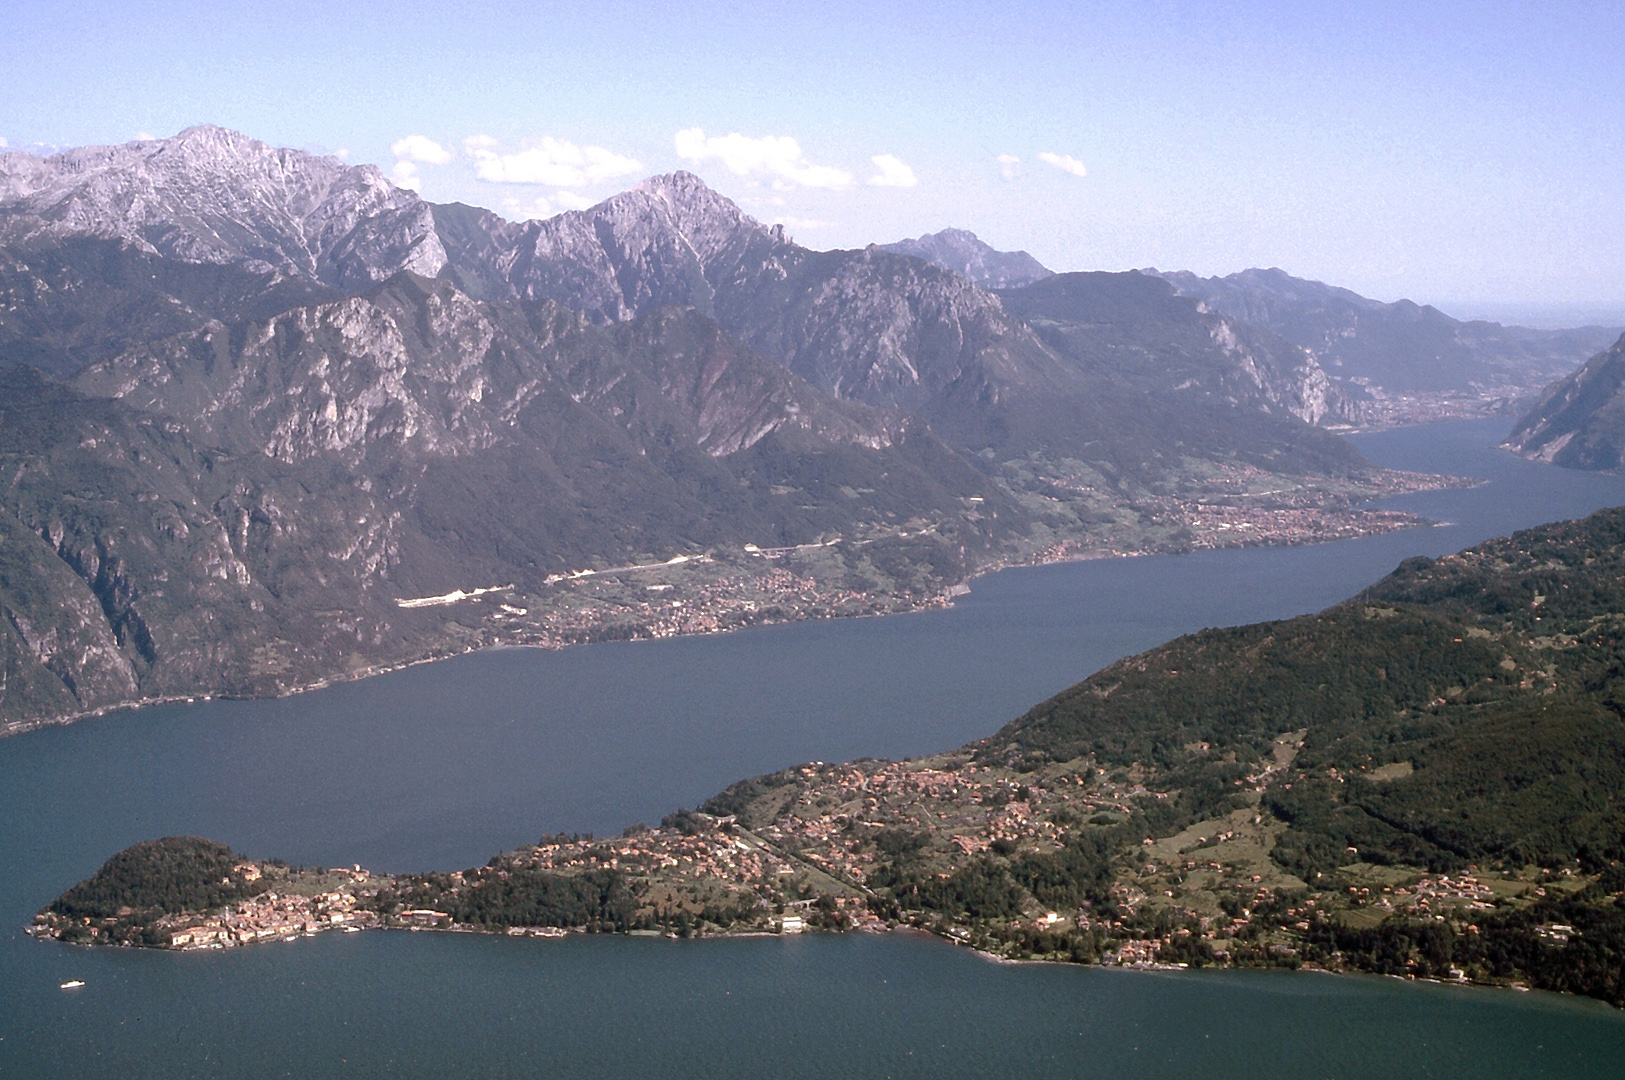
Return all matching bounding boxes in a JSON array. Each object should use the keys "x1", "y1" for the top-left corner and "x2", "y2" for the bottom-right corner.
[
  {"x1": 990, "y1": 508, "x2": 1625, "y2": 875},
  {"x1": 47, "y1": 837, "x2": 268, "y2": 944}
]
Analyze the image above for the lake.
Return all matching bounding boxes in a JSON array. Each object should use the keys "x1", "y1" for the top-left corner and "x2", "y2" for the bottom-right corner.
[{"x1": 2, "y1": 416, "x2": 1624, "y2": 1076}]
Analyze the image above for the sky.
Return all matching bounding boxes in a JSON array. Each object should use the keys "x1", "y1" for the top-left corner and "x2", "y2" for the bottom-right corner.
[{"x1": 2, "y1": 0, "x2": 1621, "y2": 320}]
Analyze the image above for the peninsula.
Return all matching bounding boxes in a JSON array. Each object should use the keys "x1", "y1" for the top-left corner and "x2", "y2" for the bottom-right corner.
[{"x1": 38, "y1": 506, "x2": 1625, "y2": 1009}]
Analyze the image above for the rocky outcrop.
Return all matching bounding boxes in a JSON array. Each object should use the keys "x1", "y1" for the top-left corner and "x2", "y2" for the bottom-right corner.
[
  {"x1": 999, "y1": 271, "x2": 1364, "y2": 430},
  {"x1": 1503, "y1": 333, "x2": 1625, "y2": 470}
]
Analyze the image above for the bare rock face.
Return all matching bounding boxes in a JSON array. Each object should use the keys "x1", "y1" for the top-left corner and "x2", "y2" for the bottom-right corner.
[
  {"x1": 77, "y1": 291, "x2": 494, "y2": 467},
  {"x1": 0, "y1": 508, "x2": 140, "y2": 726},
  {"x1": 0, "y1": 128, "x2": 447, "y2": 379},
  {"x1": 1504, "y1": 333, "x2": 1625, "y2": 470},
  {"x1": 998, "y1": 271, "x2": 1362, "y2": 429},
  {"x1": 75, "y1": 275, "x2": 907, "y2": 468},
  {"x1": 0, "y1": 365, "x2": 412, "y2": 722},
  {"x1": 571, "y1": 304, "x2": 913, "y2": 456},
  {"x1": 1201, "y1": 306, "x2": 1348, "y2": 427},
  {"x1": 435, "y1": 172, "x2": 766, "y2": 321},
  {"x1": 878, "y1": 228, "x2": 1053, "y2": 289},
  {"x1": 1144, "y1": 266, "x2": 1619, "y2": 398},
  {"x1": 723, "y1": 244, "x2": 1067, "y2": 415},
  {"x1": 435, "y1": 174, "x2": 1066, "y2": 416},
  {"x1": 0, "y1": 126, "x2": 445, "y2": 287}
]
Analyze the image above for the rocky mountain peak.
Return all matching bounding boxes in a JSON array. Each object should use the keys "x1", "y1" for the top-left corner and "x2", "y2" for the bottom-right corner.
[
  {"x1": 0, "y1": 126, "x2": 444, "y2": 288},
  {"x1": 436, "y1": 170, "x2": 790, "y2": 323},
  {"x1": 594, "y1": 171, "x2": 783, "y2": 261},
  {"x1": 631, "y1": 170, "x2": 746, "y2": 216},
  {"x1": 879, "y1": 227, "x2": 1052, "y2": 289}
]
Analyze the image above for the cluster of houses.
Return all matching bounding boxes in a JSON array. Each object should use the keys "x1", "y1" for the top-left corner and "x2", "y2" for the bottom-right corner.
[
  {"x1": 518, "y1": 559, "x2": 883, "y2": 647},
  {"x1": 526, "y1": 822, "x2": 789, "y2": 893},
  {"x1": 164, "y1": 886, "x2": 378, "y2": 949}
]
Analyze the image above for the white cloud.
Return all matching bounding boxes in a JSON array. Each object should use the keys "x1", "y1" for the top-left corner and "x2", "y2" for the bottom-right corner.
[
  {"x1": 137, "y1": 131, "x2": 155, "y2": 142},
  {"x1": 1038, "y1": 151, "x2": 1088, "y2": 178},
  {"x1": 674, "y1": 128, "x2": 854, "y2": 190},
  {"x1": 469, "y1": 136, "x2": 642, "y2": 186},
  {"x1": 334, "y1": 148, "x2": 350, "y2": 160},
  {"x1": 0, "y1": 137, "x2": 8, "y2": 149},
  {"x1": 391, "y1": 135, "x2": 453, "y2": 165},
  {"x1": 501, "y1": 195, "x2": 554, "y2": 221},
  {"x1": 867, "y1": 154, "x2": 918, "y2": 188},
  {"x1": 997, "y1": 154, "x2": 1021, "y2": 181},
  {"x1": 390, "y1": 160, "x2": 422, "y2": 192},
  {"x1": 552, "y1": 190, "x2": 598, "y2": 211}
]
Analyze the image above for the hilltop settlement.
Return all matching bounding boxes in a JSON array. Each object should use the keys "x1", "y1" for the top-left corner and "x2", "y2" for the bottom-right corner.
[{"x1": 37, "y1": 507, "x2": 1625, "y2": 1009}]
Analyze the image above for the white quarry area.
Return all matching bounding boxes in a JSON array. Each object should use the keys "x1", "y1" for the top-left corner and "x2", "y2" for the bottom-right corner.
[
  {"x1": 541, "y1": 554, "x2": 708, "y2": 585},
  {"x1": 395, "y1": 585, "x2": 514, "y2": 609}
]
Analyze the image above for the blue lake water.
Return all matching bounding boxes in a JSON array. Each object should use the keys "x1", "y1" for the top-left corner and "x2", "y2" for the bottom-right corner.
[{"x1": 3, "y1": 416, "x2": 1624, "y2": 1076}]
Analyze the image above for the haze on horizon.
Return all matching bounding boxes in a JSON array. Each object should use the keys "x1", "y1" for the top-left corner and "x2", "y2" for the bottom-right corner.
[{"x1": 3, "y1": 0, "x2": 1620, "y2": 322}]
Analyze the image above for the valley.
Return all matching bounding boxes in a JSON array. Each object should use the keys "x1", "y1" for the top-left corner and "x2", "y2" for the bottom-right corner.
[{"x1": 10, "y1": 413, "x2": 1625, "y2": 1076}]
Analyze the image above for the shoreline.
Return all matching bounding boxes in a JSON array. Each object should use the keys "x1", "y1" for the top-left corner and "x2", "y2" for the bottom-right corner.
[
  {"x1": 0, "y1": 485, "x2": 1453, "y2": 742},
  {"x1": 26, "y1": 454, "x2": 1625, "y2": 1018},
  {"x1": 37, "y1": 907, "x2": 1586, "y2": 1010}
]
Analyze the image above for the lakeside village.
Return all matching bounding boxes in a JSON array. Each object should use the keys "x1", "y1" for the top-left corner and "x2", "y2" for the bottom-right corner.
[
  {"x1": 389, "y1": 465, "x2": 1452, "y2": 656},
  {"x1": 33, "y1": 747, "x2": 1612, "y2": 998}
]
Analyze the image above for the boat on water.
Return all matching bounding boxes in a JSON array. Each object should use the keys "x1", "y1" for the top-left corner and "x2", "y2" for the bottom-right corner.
[{"x1": 59, "y1": 980, "x2": 84, "y2": 990}]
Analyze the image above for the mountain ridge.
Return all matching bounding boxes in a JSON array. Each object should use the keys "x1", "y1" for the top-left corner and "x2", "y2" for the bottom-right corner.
[
  {"x1": 878, "y1": 227, "x2": 1053, "y2": 289},
  {"x1": 0, "y1": 125, "x2": 445, "y2": 286},
  {"x1": 0, "y1": 129, "x2": 1450, "y2": 731},
  {"x1": 1143, "y1": 266, "x2": 1622, "y2": 424},
  {"x1": 1502, "y1": 331, "x2": 1625, "y2": 470}
]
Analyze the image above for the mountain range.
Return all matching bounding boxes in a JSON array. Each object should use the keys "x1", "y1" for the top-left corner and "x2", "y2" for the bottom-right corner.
[
  {"x1": 0, "y1": 126, "x2": 1553, "y2": 730},
  {"x1": 1143, "y1": 267, "x2": 1621, "y2": 423}
]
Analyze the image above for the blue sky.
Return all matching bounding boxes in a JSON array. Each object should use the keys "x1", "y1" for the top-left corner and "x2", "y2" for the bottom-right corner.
[{"x1": 3, "y1": 0, "x2": 1621, "y2": 318}]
